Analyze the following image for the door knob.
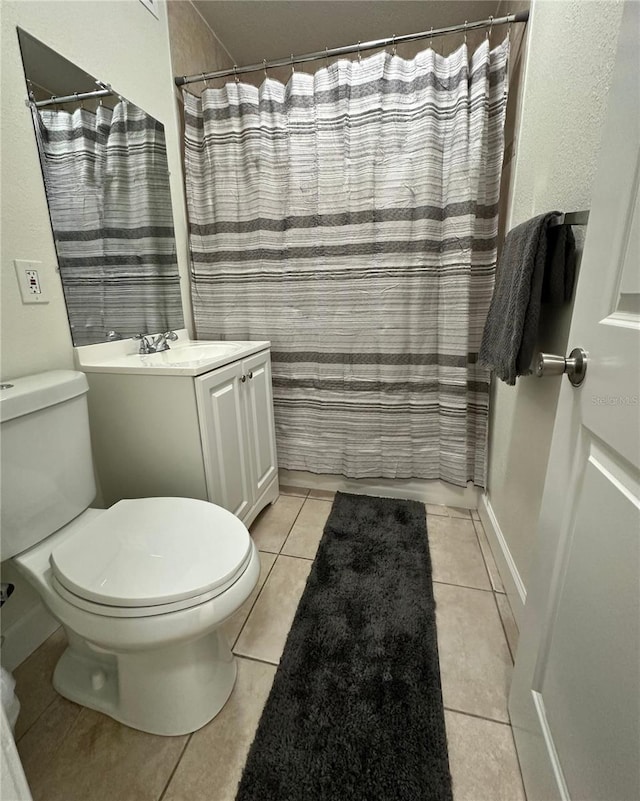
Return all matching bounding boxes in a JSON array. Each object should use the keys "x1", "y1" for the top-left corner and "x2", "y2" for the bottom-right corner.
[
  {"x1": 248, "y1": 371, "x2": 253, "y2": 379},
  {"x1": 535, "y1": 348, "x2": 587, "y2": 386},
  {"x1": 240, "y1": 374, "x2": 247, "y2": 383}
]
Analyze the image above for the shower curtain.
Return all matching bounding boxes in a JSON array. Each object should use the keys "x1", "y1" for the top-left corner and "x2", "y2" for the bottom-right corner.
[
  {"x1": 183, "y1": 38, "x2": 509, "y2": 487},
  {"x1": 34, "y1": 102, "x2": 183, "y2": 345}
]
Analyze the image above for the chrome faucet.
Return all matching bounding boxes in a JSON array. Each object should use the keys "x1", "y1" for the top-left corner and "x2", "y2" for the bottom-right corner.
[
  {"x1": 135, "y1": 331, "x2": 178, "y2": 354},
  {"x1": 152, "y1": 330, "x2": 179, "y2": 352}
]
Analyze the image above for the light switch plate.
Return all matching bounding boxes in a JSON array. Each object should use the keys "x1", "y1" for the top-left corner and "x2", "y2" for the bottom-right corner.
[{"x1": 14, "y1": 259, "x2": 50, "y2": 304}]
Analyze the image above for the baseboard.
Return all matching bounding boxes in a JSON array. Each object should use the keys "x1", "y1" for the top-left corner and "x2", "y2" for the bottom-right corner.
[
  {"x1": 479, "y1": 494, "x2": 527, "y2": 627},
  {"x1": 1, "y1": 601, "x2": 60, "y2": 672},
  {"x1": 279, "y1": 469, "x2": 480, "y2": 509}
]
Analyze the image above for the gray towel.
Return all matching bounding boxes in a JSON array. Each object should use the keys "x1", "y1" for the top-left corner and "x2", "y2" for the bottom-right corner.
[
  {"x1": 542, "y1": 224, "x2": 576, "y2": 305},
  {"x1": 478, "y1": 212, "x2": 576, "y2": 385}
]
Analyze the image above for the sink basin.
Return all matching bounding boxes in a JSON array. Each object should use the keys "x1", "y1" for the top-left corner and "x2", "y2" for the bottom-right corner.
[
  {"x1": 75, "y1": 334, "x2": 270, "y2": 376},
  {"x1": 144, "y1": 342, "x2": 246, "y2": 366}
]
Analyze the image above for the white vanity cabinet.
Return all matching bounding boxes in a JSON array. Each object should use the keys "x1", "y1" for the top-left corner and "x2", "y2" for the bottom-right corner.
[
  {"x1": 80, "y1": 341, "x2": 279, "y2": 527},
  {"x1": 195, "y1": 349, "x2": 278, "y2": 522}
]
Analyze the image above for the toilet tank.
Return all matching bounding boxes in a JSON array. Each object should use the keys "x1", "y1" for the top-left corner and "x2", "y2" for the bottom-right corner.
[{"x1": 0, "y1": 371, "x2": 96, "y2": 560}]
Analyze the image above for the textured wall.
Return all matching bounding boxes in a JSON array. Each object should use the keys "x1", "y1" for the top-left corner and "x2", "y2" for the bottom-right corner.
[
  {"x1": 167, "y1": 0, "x2": 235, "y2": 96},
  {"x1": 486, "y1": 0, "x2": 624, "y2": 593},
  {"x1": 0, "y1": 0, "x2": 191, "y2": 382}
]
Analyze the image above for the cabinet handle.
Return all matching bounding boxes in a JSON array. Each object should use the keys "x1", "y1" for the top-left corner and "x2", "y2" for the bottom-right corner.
[
  {"x1": 240, "y1": 374, "x2": 247, "y2": 383},
  {"x1": 248, "y1": 371, "x2": 254, "y2": 379}
]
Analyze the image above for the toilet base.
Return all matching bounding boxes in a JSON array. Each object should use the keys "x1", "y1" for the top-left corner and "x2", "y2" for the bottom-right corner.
[{"x1": 53, "y1": 627, "x2": 237, "y2": 736}]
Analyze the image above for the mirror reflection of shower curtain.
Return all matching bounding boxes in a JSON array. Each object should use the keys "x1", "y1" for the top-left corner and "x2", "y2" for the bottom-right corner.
[
  {"x1": 183, "y1": 38, "x2": 510, "y2": 487},
  {"x1": 31, "y1": 102, "x2": 183, "y2": 345}
]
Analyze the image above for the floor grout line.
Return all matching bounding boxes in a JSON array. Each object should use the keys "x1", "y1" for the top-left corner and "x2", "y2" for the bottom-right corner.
[
  {"x1": 236, "y1": 498, "x2": 309, "y2": 650},
  {"x1": 509, "y1": 716, "x2": 530, "y2": 801},
  {"x1": 492, "y1": 590, "x2": 516, "y2": 665},
  {"x1": 234, "y1": 653, "x2": 280, "y2": 668},
  {"x1": 157, "y1": 733, "x2": 193, "y2": 801},
  {"x1": 443, "y1": 705, "x2": 512, "y2": 727},
  {"x1": 278, "y1": 552, "x2": 315, "y2": 562},
  {"x1": 432, "y1": 579, "x2": 494, "y2": 593},
  {"x1": 471, "y1": 516, "x2": 505, "y2": 595},
  {"x1": 15, "y1": 693, "x2": 57, "y2": 745},
  {"x1": 277, "y1": 495, "x2": 308, "y2": 555},
  {"x1": 230, "y1": 552, "x2": 279, "y2": 650}
]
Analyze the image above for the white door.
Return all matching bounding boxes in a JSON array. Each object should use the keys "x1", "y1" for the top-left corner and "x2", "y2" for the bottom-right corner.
[
  {"x1": 509, "y1": 5, "x2": 640, "y2": 801},
  {"x1": 195, "y1": 361, "x2": 251, "y2": 520},
  {"x1": 242, "y1": 350, "x2": 278, "y2": 499}
]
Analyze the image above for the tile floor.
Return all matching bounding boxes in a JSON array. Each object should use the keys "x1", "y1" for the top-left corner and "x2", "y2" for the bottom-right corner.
[{"x1": 13, "y1": 487, "x2": 526, "y2": 801}]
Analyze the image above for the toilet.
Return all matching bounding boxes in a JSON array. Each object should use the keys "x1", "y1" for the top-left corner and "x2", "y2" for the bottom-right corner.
[{"x1": 0, "y1": 370, "x2": 260, "y2": 736}]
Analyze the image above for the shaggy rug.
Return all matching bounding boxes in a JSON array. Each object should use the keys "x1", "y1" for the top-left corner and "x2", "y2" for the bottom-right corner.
[{"x1": 235, "y1": 492, "x2": 453, "y2": 801}]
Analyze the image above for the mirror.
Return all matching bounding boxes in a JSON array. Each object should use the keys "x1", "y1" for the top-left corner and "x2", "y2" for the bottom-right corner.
[{"x1": 17, "y1": 29, "x2": 184, "y2": 346}]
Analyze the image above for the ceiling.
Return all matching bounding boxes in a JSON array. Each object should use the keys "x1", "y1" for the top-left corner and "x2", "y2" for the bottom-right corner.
[{"x1": 193, "y1": 1, "x2": 501, "y2": 65}]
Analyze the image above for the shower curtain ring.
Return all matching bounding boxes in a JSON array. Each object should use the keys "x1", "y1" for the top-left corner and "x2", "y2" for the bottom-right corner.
[
  {"x1": 487, "y1": 15, "x2": 493, "y2": 41},
  {"x1": 429, "y1": 26, "x2": 434, "y2": 48},
  {"x1": 290, "y1": 54, "x2": 295, "y2": 75},
  {"x1": 464, "y1": 21, "x2": 468, "y2": 45},
  {"x1": 233, "y1": 65, "x2": 239, "y2": 83},
  {"x1": 263, "y1": 59, "x2": 268, "y2": 78},
  {"x1": 391, "y1": 34, "x2": 397, "y2": 57},
  {"x1": 357, "y1": 41, "x2": 362, "y2": 63},
  {"x1": 325, "y1": 47, "x2": 330, "y2": 68}
]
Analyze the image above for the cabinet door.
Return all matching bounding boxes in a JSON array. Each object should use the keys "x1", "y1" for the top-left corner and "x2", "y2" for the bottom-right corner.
[
  {"x1": 242, "y1": 350, "x2": 278, "y2": 499},
  {"x1": 195, "y1": 361, "x2": 251, "y2": 520}
]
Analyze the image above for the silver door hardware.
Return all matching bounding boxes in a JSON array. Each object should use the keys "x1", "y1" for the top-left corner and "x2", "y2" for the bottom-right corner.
[
  {"x1": 248, "y1": 371, "x2": 253, "y2": 379},
  {"x1": 536, "y1": 348, "x2": 588, "y2": 386},
  {"x1": 241, "y1": 374, "x2": 247, "y2": 382}
]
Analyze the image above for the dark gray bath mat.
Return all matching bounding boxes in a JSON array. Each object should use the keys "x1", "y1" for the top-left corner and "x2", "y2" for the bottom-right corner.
[{"x1": 235, "y1": 492, "x2": 453, "y2": 801}]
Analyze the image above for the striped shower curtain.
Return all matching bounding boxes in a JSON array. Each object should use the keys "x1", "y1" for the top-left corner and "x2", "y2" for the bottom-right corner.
[
  {"x1": 183, "y1": 38, "x2": 509, "y2": 487},
  {"x1": 34, "y1": 102, "x2": 183, "y2": 345}
]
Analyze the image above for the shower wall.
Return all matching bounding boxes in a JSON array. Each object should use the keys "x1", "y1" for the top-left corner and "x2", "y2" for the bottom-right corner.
[{"x1": 167, "y1": 0, "x2": 234, "y2": 96}]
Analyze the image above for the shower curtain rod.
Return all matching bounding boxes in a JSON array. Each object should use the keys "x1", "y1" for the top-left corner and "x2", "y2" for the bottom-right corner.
[
  {"x1": 175, "y1": 9, "x2": 529, "y2": 87},
  {"x1": 32, "y1": 88, "x2": 114, "y2": 108}
]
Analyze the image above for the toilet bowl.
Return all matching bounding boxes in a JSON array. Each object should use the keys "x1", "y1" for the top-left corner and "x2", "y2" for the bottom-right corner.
[{"x1": 0, "y1": 371, "x2": 261, "y2": 736}]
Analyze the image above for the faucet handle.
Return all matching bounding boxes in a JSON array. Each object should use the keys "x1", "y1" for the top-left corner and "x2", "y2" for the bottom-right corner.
[
  {"x1": 135, "y1": 333, "x2": 152, "y2": 354},
  {"x1": 151, "y1": 331, "x2": 179, "y2": 353}
]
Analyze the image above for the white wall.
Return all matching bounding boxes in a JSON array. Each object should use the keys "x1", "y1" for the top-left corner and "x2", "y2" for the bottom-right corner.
[
  {"x1": 484, "y1": 0, "x2": 624, "y2": 620},
  {"x1": 0, "y1": 0, "x2": 192, "y2": 669},
  {"x1": 0, "y1": 0, "x2": 192, "y2": 382}
]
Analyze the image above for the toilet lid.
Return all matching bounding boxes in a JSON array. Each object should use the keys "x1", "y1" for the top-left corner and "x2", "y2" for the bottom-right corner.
[{"x1": 50, "y1": 497, "x2": 252, "y2": 608}]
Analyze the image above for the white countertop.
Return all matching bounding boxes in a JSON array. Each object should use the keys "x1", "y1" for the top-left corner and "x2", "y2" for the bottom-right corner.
[{"x1": 74, "y1": 332, "x2": 270, "y2": 376}]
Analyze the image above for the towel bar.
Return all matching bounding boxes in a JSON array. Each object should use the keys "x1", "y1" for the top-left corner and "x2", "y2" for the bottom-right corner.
[{"x1": 548, "y1": 210, "x2": 590, "y2": 228}]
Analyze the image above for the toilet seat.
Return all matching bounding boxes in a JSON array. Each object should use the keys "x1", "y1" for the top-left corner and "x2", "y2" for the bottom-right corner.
[{"x1": 50, "y1": 497, "x2": 252, "y2": 617}]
